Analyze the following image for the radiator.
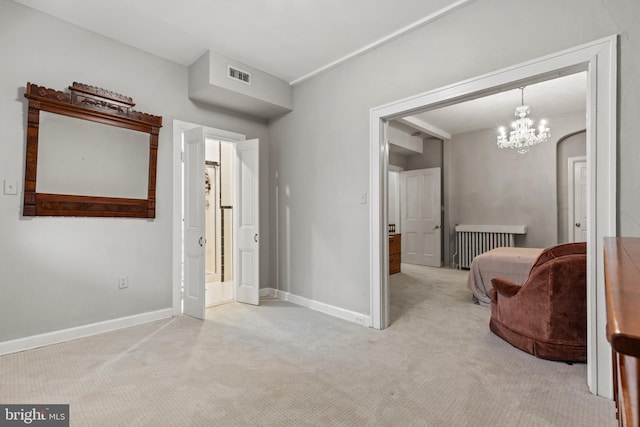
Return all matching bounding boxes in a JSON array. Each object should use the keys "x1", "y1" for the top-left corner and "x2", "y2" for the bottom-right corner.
[{"x1": 454, "y1": 225, "x2": 527, "y2": 269}]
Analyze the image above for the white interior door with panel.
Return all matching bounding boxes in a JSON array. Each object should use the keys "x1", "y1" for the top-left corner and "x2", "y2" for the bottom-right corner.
[
  {"x1": 569, "y1": 157, "x2": 587, "y2": 242},
  {"x1": 401, "y1": 167, "x2": 441, "y2": 267},
  {"x1": 183, "y1": 127, "x2": 206, "y2": 319},
  {"x1": 234, "y1": 139, "x2": 260, "y2": 305},
  {"x1": 388, "y1": 166, "x2": 402, "y2": 233}
]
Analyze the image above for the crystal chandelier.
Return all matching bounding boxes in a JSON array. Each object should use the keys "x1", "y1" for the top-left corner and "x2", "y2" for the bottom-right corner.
[{"x1": 497, "y1": 87, "x2": 550, "y2": 154}]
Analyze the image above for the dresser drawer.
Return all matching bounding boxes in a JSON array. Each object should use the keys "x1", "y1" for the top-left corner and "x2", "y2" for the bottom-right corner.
[
  {"x1": 389, "y1": 234, "x2": 401, "y2": 255},
  {"x1": 389, "y1": 253, "x2": 401, "y2": 274}
]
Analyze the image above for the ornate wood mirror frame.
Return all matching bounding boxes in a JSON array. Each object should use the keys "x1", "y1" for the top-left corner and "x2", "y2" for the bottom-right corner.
[{"x1": 23, "y1": 82, "x2": 163, "y2": 218}]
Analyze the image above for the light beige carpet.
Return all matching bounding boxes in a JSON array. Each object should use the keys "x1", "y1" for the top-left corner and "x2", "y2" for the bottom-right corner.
[{"x1": 1, "y1": 264, "x2": 615, "y2": 426}]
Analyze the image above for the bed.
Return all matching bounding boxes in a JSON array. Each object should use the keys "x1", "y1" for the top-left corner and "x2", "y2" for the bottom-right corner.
[{"x1": 466, "y1": 247, "x2": 544, "y2": 306}]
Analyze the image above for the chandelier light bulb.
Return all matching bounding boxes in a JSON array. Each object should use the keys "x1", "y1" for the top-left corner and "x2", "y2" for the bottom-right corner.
[{"x1": 497, "y1": 86, "x2": 551, "y2": 154}]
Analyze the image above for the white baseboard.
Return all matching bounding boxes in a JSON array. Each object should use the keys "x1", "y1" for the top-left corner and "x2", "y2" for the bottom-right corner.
[
  {"x1": 260, "y1": 287, "x2": 372, "y2": 328},
  {"x1": 0, "y1": 292, "x2": 370, "y2": 356},
  {"x1": 259, "y1": 288, "x2": 272, "y2": 297},
  {"x1": 0, "y1": 308, "x2": 174, "y2": 356}
]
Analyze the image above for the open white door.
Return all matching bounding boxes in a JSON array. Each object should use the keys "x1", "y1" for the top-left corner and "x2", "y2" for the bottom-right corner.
[
  {"x1": 183, "y1": 127, "x2": 206, "y2": 319},
  {"x1": 234, "y1": 139, "x2": 260, "y2": 305},
  {"x1": 401, "y1": 167, "x2": 441, "y2": 267}
]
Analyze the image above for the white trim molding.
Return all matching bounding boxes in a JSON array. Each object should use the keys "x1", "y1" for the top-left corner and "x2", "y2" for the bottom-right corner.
[
  {"x1": 289, "y1": 0, "x2": 477, "y2": 86},
  {"x1": 0, "y1": 309, "x2": 174, "y2": 356},
  {"x1": 369, "y1": 35, "x2": 617, "y2": 398},
  {"x1": 260, "y1": 288, "x2": 372, "y2": 327}
]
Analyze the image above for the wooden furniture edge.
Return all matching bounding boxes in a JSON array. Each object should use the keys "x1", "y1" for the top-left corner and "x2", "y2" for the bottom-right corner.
[
  {"x1": 604, "y1": 237, "x2": 640, "y2": 358},
  {"x1": 604, "y1": 236, "x2": 640, "y2": 426}
]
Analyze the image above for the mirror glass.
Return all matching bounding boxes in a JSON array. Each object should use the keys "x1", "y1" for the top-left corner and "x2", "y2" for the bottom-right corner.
[{"x1": 36, "y1": 112, "x2": 150, "y2": 199}]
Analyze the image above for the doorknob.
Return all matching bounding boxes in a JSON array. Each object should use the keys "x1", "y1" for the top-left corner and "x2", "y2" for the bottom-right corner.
[
  {"x1": 434, "y1": 225, "x2": 440, "y2": 230},
  {"x1": 198, "y1": 237, "x2": 203, "y2": 247},
  {"x1": 254, "y1": 233, "x2": 258, "y2": 243},
  {"x1": 575, "y1": 223, "x2": 581, "y2": 227}
]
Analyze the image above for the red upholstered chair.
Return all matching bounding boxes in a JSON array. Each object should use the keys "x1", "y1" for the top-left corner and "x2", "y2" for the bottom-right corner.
[
  {"x1": 489, "y1": 244, "x2": 587, "y2": 362},
  {"x1": 528, "y1": 242, "x2": 586, "y2": 274}
]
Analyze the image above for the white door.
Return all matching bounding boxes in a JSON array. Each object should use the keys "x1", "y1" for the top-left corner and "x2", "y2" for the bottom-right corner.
[
  {"x1": 183, "y1": 127, "x2": 206, "y2": 319},
  {"x1": 570, "y1": 158, "x2": 587, "y2": 242},
  {"x1": 388, "y1": 169, "x2": 401, "y2": 233},
  {"x1": 401, "y1": 168, "x2": 441, "y2": 267},
  {"x1": 234, "y1": 139, "x2": 260, "y2": 305}
]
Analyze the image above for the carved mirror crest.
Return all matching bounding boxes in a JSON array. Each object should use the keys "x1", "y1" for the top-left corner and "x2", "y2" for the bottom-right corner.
[{"x1": 23, "y1": 82, "x2": 163, "y2": 218}]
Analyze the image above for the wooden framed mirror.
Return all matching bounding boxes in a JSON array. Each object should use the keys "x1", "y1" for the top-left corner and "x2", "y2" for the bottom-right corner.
[{"x1": 23, "y1": 82, "x2": 163, "y2": 218}]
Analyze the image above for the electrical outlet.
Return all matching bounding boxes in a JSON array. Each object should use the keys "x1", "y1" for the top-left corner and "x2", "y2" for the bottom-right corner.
[{"x1": 118, "y1": 276, "x2": 129, "y2": 289}]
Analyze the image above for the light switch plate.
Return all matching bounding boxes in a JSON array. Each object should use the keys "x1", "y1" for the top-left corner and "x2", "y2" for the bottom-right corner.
[
  {"x1": 359, "y1": 192, "x2": 367, "y2": 204},
  {"x1": 3, "y1": 180, "x2": 17, "y2": 195}
]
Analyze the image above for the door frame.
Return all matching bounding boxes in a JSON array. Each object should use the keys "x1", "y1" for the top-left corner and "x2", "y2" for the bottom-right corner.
[
  {"x1": 369, "y1": 36, "x2": 617, "y2": 398},
  {"x1": 568, "y1": 156, "x2": 587, "y2": 242},
  {"x1": 172, "y1": 120, "x2": 246, "y2": 317}
]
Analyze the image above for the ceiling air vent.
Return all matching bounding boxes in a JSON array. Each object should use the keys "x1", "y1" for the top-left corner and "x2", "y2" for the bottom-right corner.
[{"x1": 227, "y1": 65, "x2": 251, "y2": 85}]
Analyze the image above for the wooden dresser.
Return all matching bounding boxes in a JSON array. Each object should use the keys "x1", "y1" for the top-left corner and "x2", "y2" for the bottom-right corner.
[
  {"x1": 604, "y1": 237, "x2": 640, "y2": 427},
  {"x1": 389, "y1": 234, "x2": 401, "y2": 274}
]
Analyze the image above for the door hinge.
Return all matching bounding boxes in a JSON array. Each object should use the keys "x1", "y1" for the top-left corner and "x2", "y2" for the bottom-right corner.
[{"x1": 181, "y1": 150, "x2": 185, "y2": 162}]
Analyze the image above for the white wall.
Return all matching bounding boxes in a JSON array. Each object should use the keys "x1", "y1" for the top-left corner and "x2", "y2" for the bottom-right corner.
[
  {"x1": 268, "y1": 0, "x2": 640, "y2": 316},
  {"x1": 205, "y1": 139, "x2": 220, "y2": 163},
  {"x1": 389, "y1": 152, "x2": 407, "y2": 169},
  {"x1": 0, "y1": 0, "x2": 269, "y2": 343},
  {"x1": 388, "y1": 125, "x2": 422, "y2": 154},
  {"x1": 406, "y1": 139, "x2": 443, "y2": 172}
]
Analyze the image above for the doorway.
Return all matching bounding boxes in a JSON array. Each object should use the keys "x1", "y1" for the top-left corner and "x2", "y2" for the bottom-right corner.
[
  {"x1": 400, "y1": 167, "x2": 441, "y2": 268},
  {"x1": 204, "y1": 139, "x2": 235, "y2": 307},
  {"x1": 173, "y1": 121, "x2": 260, "y2": 321},
  {"x1": 387, "y1": 126, "x2": 444, "y2": 272},
  {"x1": 568, "y1": 155, "x2": 588, "y2": 243},
  {"x1": 370, "y1": 36, "x2": 617, "y2": 398}
]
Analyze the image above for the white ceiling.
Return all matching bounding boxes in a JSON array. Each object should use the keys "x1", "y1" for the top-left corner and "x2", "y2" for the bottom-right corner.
[
  {"x1": 13, "y1": 0, "x2": 464, "y2": 83},
  {"x1": 13, "y1": 0, "x2": 586, "y2": 129},
  {"x1": 405, "y1": 72, "x2": 587, "y2": 137}
]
